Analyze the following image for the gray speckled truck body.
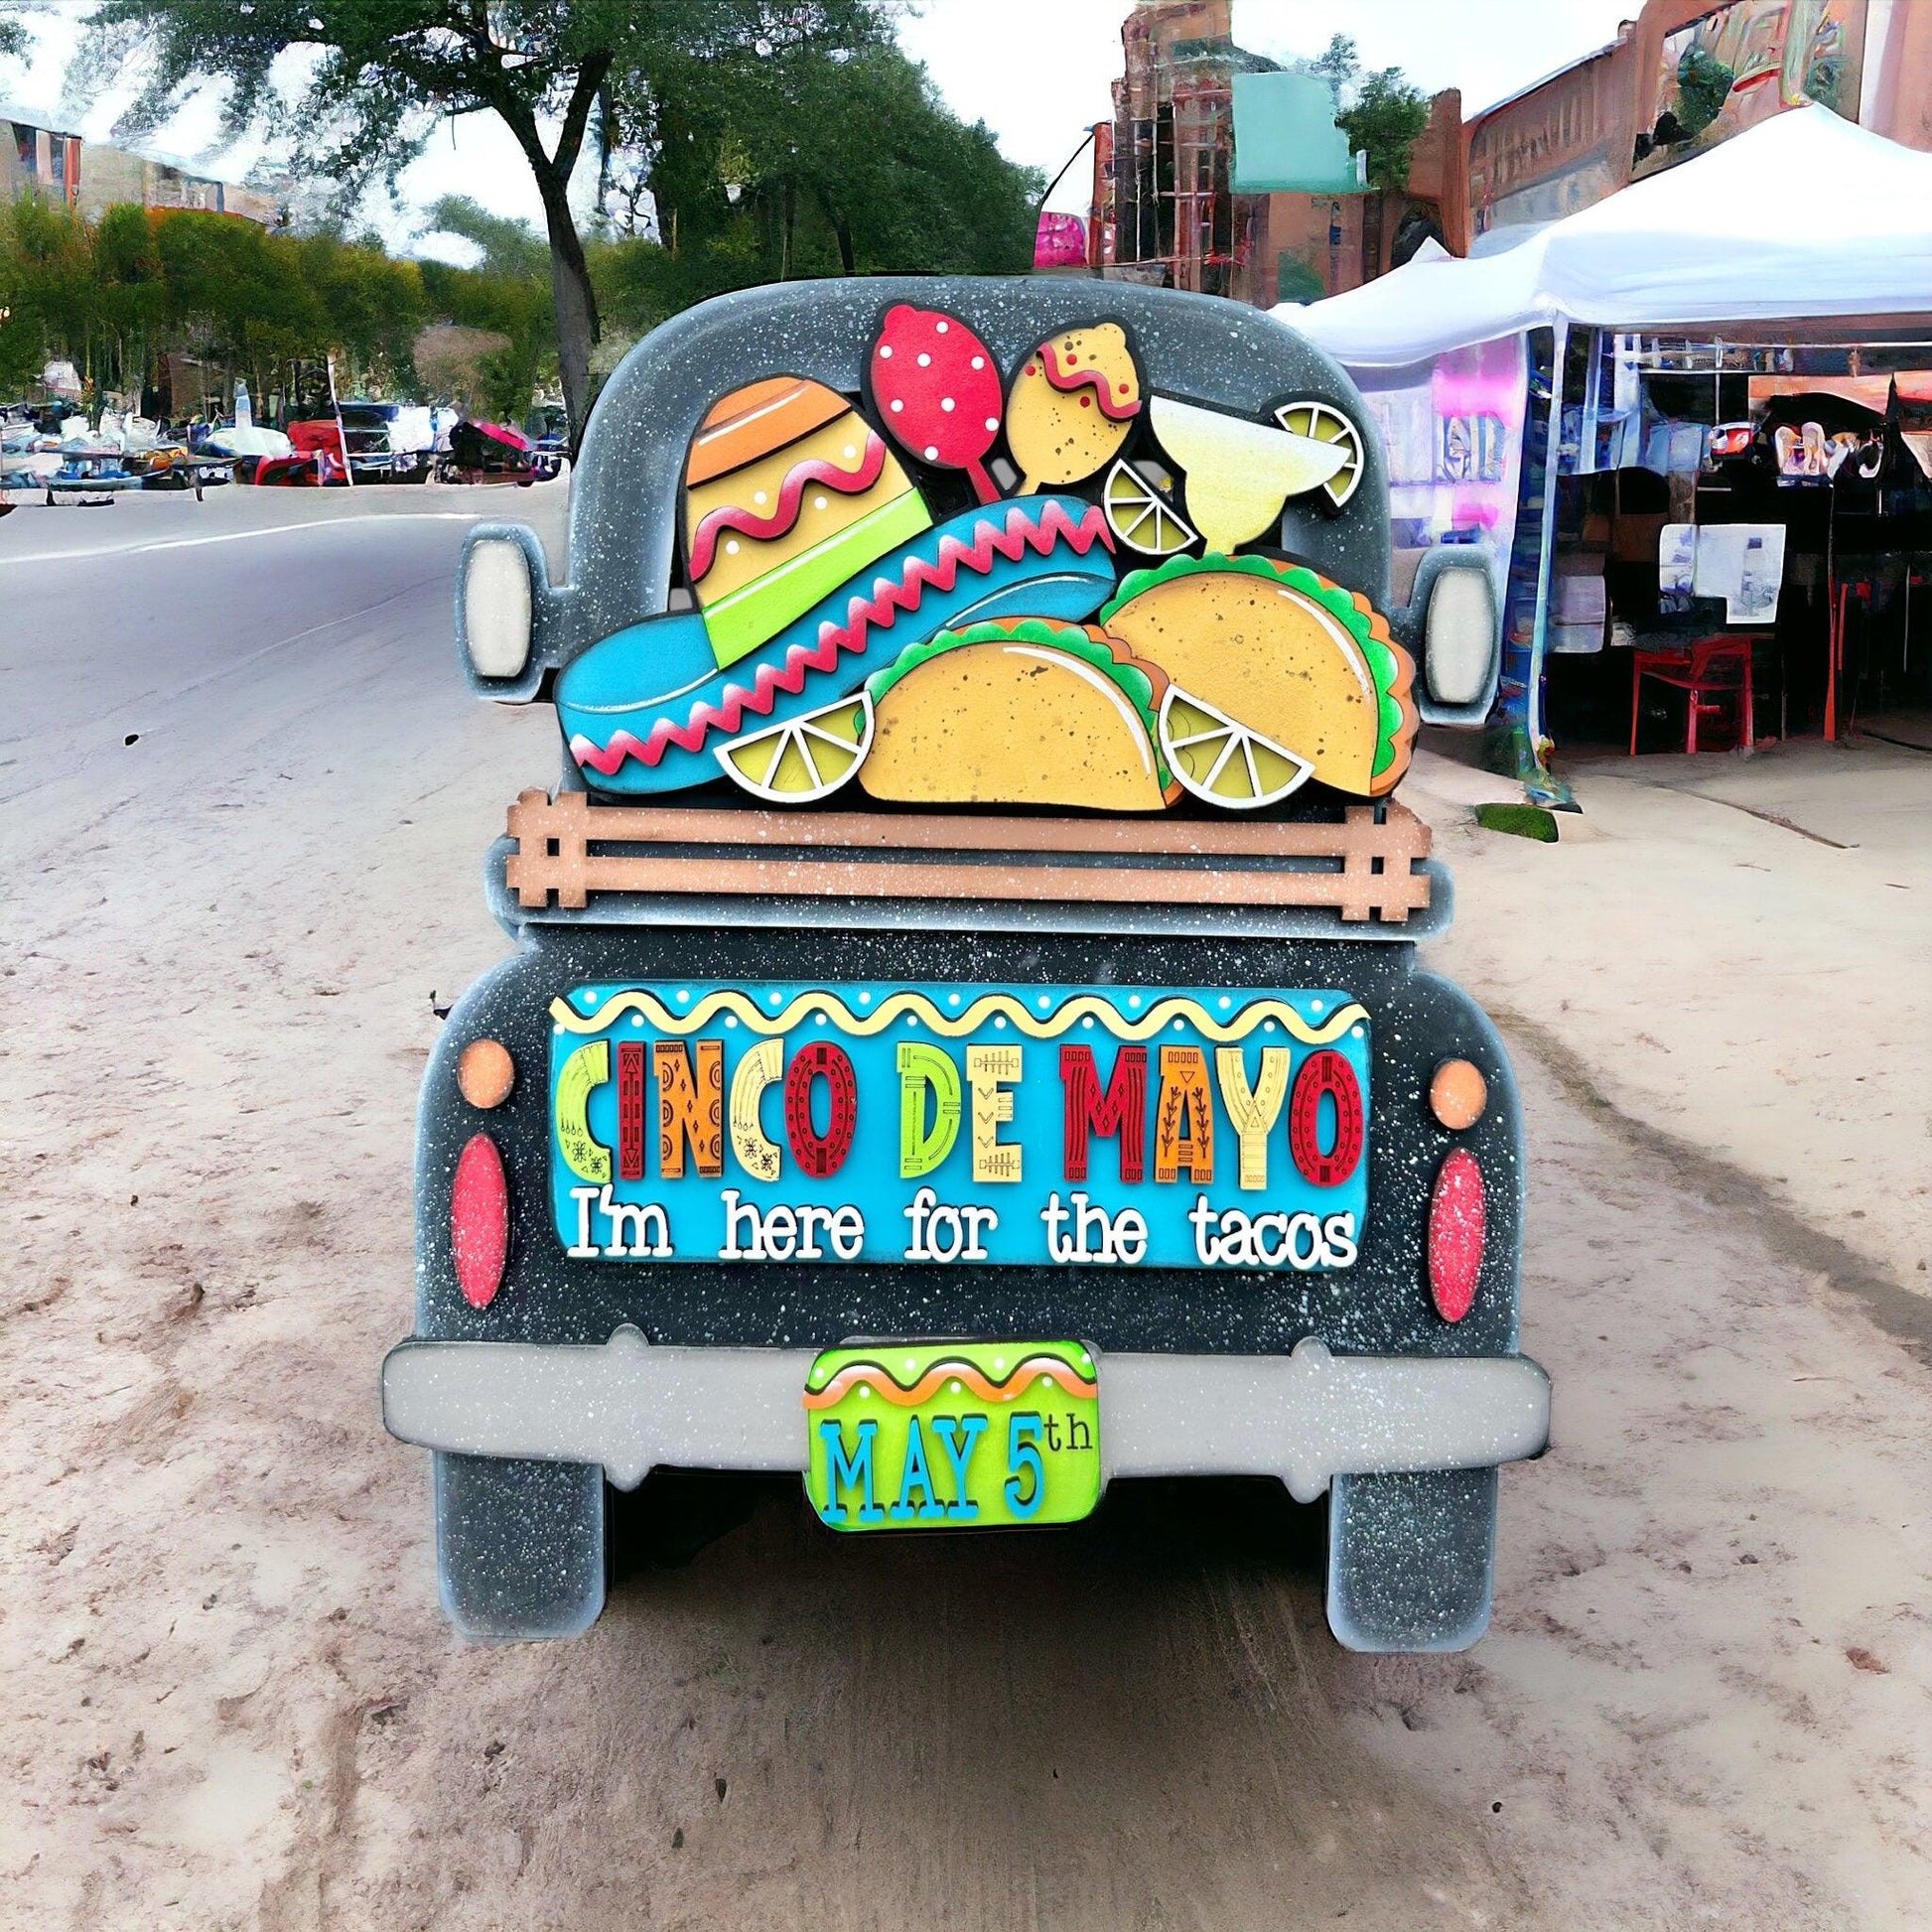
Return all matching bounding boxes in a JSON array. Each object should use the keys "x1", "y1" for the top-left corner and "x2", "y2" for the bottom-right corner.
[{"x1": 383, "y1": 277, "x2": 1547, "y2": 1651}]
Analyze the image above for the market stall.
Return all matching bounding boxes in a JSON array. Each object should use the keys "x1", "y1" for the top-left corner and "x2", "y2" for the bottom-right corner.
[{"x1": 1283, "y1": 106, "x2": 1932, "y2": 793}]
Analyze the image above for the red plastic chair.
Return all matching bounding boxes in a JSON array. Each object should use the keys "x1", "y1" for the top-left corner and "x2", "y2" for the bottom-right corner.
[{"x1": 1629, "y1": 635, "x2": 1754, "y2": 755}]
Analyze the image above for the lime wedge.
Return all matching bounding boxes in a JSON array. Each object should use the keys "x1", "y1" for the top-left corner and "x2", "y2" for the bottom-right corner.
[
  {"x1": 1103, "y1": 459, "x2": 1200, "y2": 555},
  {"x1": 1149, "y1": 396, "x2": 1351, "y2": 551},
  {"x1": 716, "y1": 693, "x2": 874, "y2": 803},
  {"x1": 1274, "y1": 400, "x2": 1366, "y2": 510},
  {"x1": 1158, "y1": 686, "x2": 1313, "y2": 810}
]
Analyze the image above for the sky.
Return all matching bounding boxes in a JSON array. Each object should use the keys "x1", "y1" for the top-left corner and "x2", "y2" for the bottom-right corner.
[{"x1": 0, "y1": 0, "x2": 1643, "y2": 250}]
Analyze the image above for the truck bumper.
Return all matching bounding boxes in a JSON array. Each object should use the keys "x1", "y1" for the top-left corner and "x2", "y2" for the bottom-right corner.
[{"x1": 383, "y1": 1327, "x2": 1549, "y2": 1505}]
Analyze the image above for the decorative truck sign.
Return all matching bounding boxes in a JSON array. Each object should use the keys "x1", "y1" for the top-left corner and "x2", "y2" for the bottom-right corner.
[
  {"x1": 546, "y1": 979, "x2": 1370, "y2": 1271},
  {"x1": 382, "y1": 277, "x2": 1549, "y2": 1650}
]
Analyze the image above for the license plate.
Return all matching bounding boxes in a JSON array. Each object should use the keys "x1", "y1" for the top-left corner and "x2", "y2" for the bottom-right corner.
[{"x1": 804, "y1": 1340, "x2": 1101, "y2": 1531}]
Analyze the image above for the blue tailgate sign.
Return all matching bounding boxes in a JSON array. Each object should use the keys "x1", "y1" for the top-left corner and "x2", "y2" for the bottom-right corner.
[{"x1": 547, "y1": 980, "x2": 1369, "y2": 1271}]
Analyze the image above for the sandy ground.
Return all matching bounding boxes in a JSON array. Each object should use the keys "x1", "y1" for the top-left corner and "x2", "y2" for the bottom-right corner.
[
  {"x1": 1407, "y1": 736, "x2": 1932, "y2": 1336},
  {"x1": 3, "y1": 489, "x2": 1929, "y2": 1929}
]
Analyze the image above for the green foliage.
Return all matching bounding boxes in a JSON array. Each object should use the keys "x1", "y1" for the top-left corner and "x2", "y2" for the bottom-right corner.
[
  {"x1": 2, "y1": 194, "x2": 94, "y2": 379},
  {"x1": 74, "y1": 2, "x2": 1039, "y2": 438},
  {"x1": 1301, "y1": 34, "x2": 1430, "y2": 195},
  {"x1": 78, "y1": 0, "x2": 897, "y2": 439},
  {"x1": 1311, "y1": 34, "x2": 1358, "y2": 111},
  {"x1": 1337, "y1": 67, "x2": 1432, "y2": 195},
  {"x1": 424, "y1": 198, "x2": 550, "y2": 283},
  {"x1": 0, "y1": 196, "x2": 541, "y2": 406},
  {"x1": 418, "y1": 202, "x2": 554, "y2": 418},
  {"x1": 1474, "y1": 801, "x2": 1559, "y2": 843},
  {"x1": 592, "y1": 42, "x2": 1040, "y2": 338},
  {"x1": 1672, "y1": 50, "x2": 1735, "y2": 138}
]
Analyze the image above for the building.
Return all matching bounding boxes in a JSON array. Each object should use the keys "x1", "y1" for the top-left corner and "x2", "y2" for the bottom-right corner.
[
  {"x1": 1466, "y1": 0, "x2": 1932, "y2": 246},
  {"x1": 2, "y1": 103, "x2": 279, "y2": 225},
  {"x1": 3, "y1": 109, "x2": 81, "y2": 207},
  {"x1": 77, "y1": 141, "x2": 280, "y2": 224},
  {"x1": 1087, "y1": 0, "x2": 1932, "y2": 312},
  {"x1": 1089, "y1": 0, "x2": 1464, "y2": 307}
]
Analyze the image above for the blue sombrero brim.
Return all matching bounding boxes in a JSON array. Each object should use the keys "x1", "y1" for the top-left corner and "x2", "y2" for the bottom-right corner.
[{"x1": 559, "y1": 494, "x2": 1116, "y2": 794}]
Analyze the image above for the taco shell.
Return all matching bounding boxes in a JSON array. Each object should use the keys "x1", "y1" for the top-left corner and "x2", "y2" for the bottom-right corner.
[
  {"x1": 860, "y1": 619, "x2": 1174, "y2": 812},
  {"x1": 1100, "y1": 555, "x2": 1416, "y2": 797}
]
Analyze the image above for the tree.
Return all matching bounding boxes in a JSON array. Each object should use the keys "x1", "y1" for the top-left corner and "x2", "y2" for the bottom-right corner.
[
  {"x1": 1672, "y1": 49, "x2": 1735, "y2": 139},
  {"x1": 5, "y1": 193, "x2": 93, "y2": 376},
  {"x1": 591, "y1": 41, "x2": 1038, "y2": 338},
  {"x1": 1299, "y1": 35, "x2": 1431, "y2": 196},
  {"x1": 90, "y1": 201, "x2": 167, "y2": 394},
  {"x1": 1337, "y1": 70, "x2": 1431, "y2": 196},
  {"x1": 419, "y1": 198, "x2": 553, "y2": 421},
  {"x1": 80, "y1": 0, "x2": 888, "y2": 448},
  {"x1": 0, "y1": 192, "x2": 550, "y2": 409},
  {"x1": 1311, "y1": 34, "x2": 1357, "y2": 112}
]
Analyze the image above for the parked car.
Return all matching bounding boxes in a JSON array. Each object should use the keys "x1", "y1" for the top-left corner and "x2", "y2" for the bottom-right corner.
[
  {"x1": 340, "y1": 399, "x2": 436, "y2": 482},
  {"x1": 436, "y1": 418, "x2": 538, "y2": 485},
  {"x1": 196, "y1": 422, "x2": 293, "y2": 485},
  {"x1": 252, "y1": 418, "x2": 357, "y2": 486}
]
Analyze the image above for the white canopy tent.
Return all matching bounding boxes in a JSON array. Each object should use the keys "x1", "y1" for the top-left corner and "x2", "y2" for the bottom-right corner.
[
  {"x1": 1281, "y1": 106, "x2": 1932, "y2": 367},
  {"x1": 1275, "y1": 105, "x2": 1932, "y2": 794}
]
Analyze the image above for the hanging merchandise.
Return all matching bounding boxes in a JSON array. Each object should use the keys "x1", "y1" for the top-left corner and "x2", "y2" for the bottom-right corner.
[
  {"x1": 1892, "y1": 373, "x2": 1932, "y2": 481},
  {"x1": 1658, "y1": 522, "x2": 1698, "y2": 607}
]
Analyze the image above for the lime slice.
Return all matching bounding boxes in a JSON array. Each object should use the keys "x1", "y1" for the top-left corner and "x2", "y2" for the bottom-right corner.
[
  {"x1": 1103, "y1": 459, "x2": 1199, "y2": 555},
  {"x1": 1158, "y1": 686, "x2": 1312, "y2": 810},
  {"x1": 1273, "y1": 400, "x2": 1365, "y2": 510},
  {"x1": 715, "y1": 692, "x2": 874, "y2": 802}
]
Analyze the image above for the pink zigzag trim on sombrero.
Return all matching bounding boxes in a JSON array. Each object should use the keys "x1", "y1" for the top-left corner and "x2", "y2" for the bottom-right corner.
[
  {"x1": 571, "y1": 498, "x2": 1111, "y2": 773},
  {"x1": 685, "y1": 431, "x2": 888, "y2": 582}
]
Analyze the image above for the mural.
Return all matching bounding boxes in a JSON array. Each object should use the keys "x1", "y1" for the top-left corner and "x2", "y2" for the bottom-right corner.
[{"x1": 1635, "y1": 0, "x2": 1867, "y2": 178}]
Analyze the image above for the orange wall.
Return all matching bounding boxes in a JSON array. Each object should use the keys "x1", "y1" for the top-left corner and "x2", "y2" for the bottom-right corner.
[
  {"x1": 1466, "y1": 0, "x2": 1928, "y2": 239},
  {"x1": 1862, "y1": 0, "x2": 1932, "y2": 148}
]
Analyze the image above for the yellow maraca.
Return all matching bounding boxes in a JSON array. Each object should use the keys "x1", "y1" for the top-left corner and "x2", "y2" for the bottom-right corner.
[{"x1": 1006, "y1": 324, "x2": 1142, "y2": 493}]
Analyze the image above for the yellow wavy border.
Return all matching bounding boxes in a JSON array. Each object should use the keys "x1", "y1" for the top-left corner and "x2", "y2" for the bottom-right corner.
[
  {"x1": 550, "y1": 986, "x2": 1367, "y2": 1045},
  {"x1": 803, "y1": 1354, "x2": 1099, "y2": 1411}
]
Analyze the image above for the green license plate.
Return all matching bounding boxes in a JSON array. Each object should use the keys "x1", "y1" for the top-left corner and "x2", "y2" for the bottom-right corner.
[{"x1": 804, "y1": 1340, "x2": 1101, "y2": 1531}]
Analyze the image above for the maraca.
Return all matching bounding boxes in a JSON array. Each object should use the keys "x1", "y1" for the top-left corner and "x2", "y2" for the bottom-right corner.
[
  {"x1": 869, "y1": 303, "x2": 1004, "y2": 504},
  {"x1": 1006, "y1": 324, "x2": 1142, "y2": 493}
]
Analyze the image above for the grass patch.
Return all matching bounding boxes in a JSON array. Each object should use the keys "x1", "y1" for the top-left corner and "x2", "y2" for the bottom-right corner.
[{"x1": 1474, "y1": 802, "x2": 1559, "y2": 843}]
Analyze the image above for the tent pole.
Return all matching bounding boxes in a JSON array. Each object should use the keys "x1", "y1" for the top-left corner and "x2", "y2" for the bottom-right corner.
[
  {"x1": 1526, "y1": 318, "x2": 1569, "y2": 772},
  {"x1": 1581, "y1": 328, "x2": 1602, "y2": 473},
  {"x1": 328, "y1": 351, "x2": 354, "y2": 490}
]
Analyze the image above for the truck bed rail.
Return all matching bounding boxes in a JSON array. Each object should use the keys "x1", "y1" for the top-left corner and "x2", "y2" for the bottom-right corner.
[{"x1": 502, "y1": 791, "x2": 1435, "y2": 924}]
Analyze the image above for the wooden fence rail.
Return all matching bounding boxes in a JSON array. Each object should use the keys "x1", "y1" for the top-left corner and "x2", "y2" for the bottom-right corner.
[{"x1": 503, "y1": 791, "x2": 1434, "y2": 923}]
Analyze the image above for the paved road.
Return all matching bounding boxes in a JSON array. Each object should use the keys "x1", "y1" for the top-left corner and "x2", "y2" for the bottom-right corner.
[{"x1": 4, "y1": 494, "x2": 1926, "y2": 1929}]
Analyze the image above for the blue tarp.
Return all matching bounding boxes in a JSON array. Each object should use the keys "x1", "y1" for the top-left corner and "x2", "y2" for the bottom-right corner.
[{"x1": 1230, "y1": 71, "x2": 1363, "y2": 196}]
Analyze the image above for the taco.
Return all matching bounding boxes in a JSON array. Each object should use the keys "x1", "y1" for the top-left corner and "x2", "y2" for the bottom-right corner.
[
  {"x1": 860, "y1": 618, "x2": 1175, "y2": 812},
  {"x1": 1099, "y1": 553, "x2": 1417, "y2": 798}
]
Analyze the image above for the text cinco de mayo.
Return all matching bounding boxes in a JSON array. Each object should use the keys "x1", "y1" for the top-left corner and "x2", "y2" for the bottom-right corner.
[{"x1": 549, "y1": 982, "x2": 1370, "y2": 1274}]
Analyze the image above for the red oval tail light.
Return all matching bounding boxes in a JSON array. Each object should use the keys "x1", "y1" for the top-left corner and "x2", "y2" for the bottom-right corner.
[
  {"x1": 452, "y1": 1132, "x2": 509, "y2": 1310},
  {"x1": 1428, "y1": 1148, "x2": 1484, "y2": 1322}
]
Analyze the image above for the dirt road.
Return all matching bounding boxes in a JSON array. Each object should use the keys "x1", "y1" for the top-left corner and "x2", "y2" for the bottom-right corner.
[{"x1": 3, "y1": 494, "x2": 1927, "y2": 1928}]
